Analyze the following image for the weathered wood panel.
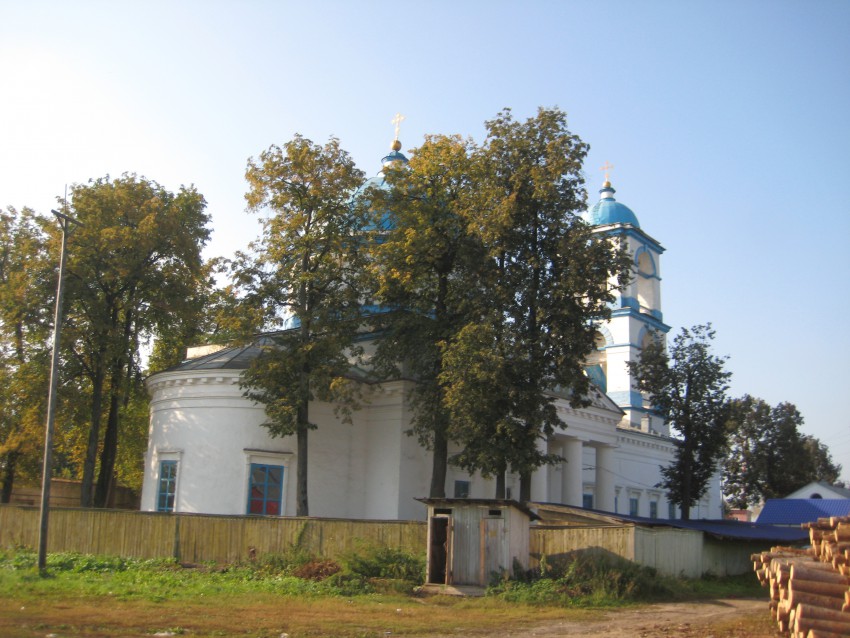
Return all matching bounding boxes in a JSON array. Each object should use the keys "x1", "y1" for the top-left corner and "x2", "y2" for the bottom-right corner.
[
  {"x1": 0, "y1": 505, "x2": 425, "y2": 563},
  {"x1": 634, "y1": 526, "x2": 704, "y2": 577},
  {"x1": 530, "y1": 525, "x2": 636, "y2": 566}
]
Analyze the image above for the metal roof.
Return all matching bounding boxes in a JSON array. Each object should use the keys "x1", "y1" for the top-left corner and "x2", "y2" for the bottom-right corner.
[
  {"x1": 756, "y1": 499, "x2": 850, "y2": 525},
  {"x1": 533, "y1": 502, "x2": 808, "y2": 542}
]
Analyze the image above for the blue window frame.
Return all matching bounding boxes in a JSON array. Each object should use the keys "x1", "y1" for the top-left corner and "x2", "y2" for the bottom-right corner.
[
  {"x1": 157, "y1": 460, "x2": 177, "y2": 512},
  {"x1": 582, "y1": 493, "x2": 594, "y2": 509},
  {"x1": 629, "y1": 497, "x2": 639, "y2": 517},
  {"x1": 649, "y1": 501, "x2": 658, "y2": 519},
  {"x1": 453, "y1": 480, "x2": 470, "y2": 498},
  {"x1": 247, "y1": 463, "x2": 284, "y2": 515}
]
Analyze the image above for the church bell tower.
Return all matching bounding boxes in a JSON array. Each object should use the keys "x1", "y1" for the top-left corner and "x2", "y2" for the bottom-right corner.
[{"x1": 582, "y1": 165, "x2": 670, "y2": 433}]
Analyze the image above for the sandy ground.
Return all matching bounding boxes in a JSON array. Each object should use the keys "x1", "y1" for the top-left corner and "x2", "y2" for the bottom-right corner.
[{"x1": 427, "y1": 598, "x2": 772, "y2": 637}]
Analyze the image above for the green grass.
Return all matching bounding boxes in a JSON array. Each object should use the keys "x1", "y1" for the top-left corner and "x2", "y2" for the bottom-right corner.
[
  {"x1": 486, "y1": 552, "x2": 763, "y2": 607},
  {"x1": 1, "y1": 546, "x2": 761, "y2": 606},
  {"x1": 0, "y1": 548, "x2": 768, "y2": 638}
]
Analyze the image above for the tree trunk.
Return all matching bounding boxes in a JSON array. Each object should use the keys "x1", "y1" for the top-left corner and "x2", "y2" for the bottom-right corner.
[
  {"x1": 295, "y1": 354, "x2": 310, "y2": 516},
  {"x1": 429, "y1": 423, "x2": 447, "y2": 498},
  {"x1": 519, "y1": 470, "x2": 532, "y2": 503},
  {"x1": 81, "y1": 357, "x2": 106, "y2": 507},
  {"x1": 494, "y1": 461, "x2": 506, "y2": 499},
  {"x1": 1, "y1": 449, "x2": 18, "y2": 503},
  {"x1": 94, "y1": 377, "x2": 121, "y2": 507},
  {"x1": 95, "y1": 304, "x2": 134, "y2": 509},
  {"x1": 296, "y1": 420, "x2": 309, "y2": 517}
]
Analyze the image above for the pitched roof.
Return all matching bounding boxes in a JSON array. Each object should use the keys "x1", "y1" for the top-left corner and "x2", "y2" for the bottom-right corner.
[
  {"x1": 783, "y1": 481, "x2": 850, "y2": 499},
  {"x1": 756, "y1": 499, "x2": 850, "y2": 525},
  {"x1": 533, "y1": 502, "x2": 808, "y2": 542}
]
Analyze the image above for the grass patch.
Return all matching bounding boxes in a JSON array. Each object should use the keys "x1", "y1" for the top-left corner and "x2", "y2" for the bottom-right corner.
[
  {"x1": 0, "y1": 547, "x2": 766, "y2": 637},
  {"x1": 486, "y1": 551, "x2": 763, "y2": 607}
]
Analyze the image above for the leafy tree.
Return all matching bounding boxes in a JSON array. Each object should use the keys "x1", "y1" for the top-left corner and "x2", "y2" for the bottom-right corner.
[
  {"x1": 0, "y1": 207, "x2": 54, "y2": 501},
  {"x1": 365, "y1": 134, "x2": 483, "y2": 498},
  {"x1": 723, "y1": 395, "x2": 842, "y2": 508},
  {"x1": 145, "y1": 258, "x2": 237, "y2": 373},
  {"x1": 238, "y1": 135, "x2": 366, "y2": 516},
  {"x1": 62, "y1": 175, "x2": 210, "y2": 506},
  {"x1": 442, "y1": 107, "x2": 629, "y2": 500},
  {"x1": 799, "y1": 435, "x2": 842, "y2": 486},
  {"x1": 629, "y1": 324, "x2": 731, "y2": 519}
]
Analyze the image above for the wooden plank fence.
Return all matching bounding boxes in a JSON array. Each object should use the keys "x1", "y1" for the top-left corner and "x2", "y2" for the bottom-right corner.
[
  {"x1": 1, "y1": 505, "x2": 764, "y2": 576},
  {"x1": 0, "y1": 505, "x2": 426, "y2": 563}
]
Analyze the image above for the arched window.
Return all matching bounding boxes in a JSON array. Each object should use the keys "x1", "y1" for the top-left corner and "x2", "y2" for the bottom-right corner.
[
  {"x1": 584, "y1": 331, "x2": 608, "y2": 392},
  {"x1": 636, "y1": 249, "x2": 657, "y2": 312}
]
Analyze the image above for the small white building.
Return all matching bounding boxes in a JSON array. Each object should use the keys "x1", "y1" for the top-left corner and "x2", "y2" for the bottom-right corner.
[
  {"x1": 419, "y1": 498, "x2": 537, "y2": 587},
  {"x1": 784, "y1": 481, "x2": 850, "y2": 500},
  {"x1": 139, "y1": 154, "x2": 723, "y2": 523}
]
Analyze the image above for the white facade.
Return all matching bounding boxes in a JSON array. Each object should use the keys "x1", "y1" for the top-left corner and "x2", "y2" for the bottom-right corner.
[
  {"x1": 140, "y1": 177, "x2": 724, "y2": 522},
  {"x1": 784, "y1": 481, "x2": 850, "y2": 500},
  {"x1": 141, "y1": 365, "x2": 718, "y2": 520}
]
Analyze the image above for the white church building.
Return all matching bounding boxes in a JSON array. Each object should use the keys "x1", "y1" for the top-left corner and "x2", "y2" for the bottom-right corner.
[{"x1": 139, "y1": 145, "x2": 723, "y2": 522}]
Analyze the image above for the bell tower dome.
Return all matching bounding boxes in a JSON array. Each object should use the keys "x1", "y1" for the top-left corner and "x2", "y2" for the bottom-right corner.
[{"x1": 582, "y1": 168, "x2": 670, "y2": 433}]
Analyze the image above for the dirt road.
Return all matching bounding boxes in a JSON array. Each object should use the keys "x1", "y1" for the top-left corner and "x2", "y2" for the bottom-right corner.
[{"x1": 428, "y1": 598, "x2": 773, "y2": 637}]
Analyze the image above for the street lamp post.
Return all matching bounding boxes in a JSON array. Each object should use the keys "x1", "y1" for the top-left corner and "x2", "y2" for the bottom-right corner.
[{"x1": 37, "y1": 209, "x2": 80, "y2": 575}]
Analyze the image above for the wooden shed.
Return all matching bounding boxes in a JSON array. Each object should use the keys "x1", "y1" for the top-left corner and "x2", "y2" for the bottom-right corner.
[{"x1": 417, "y1": 498, "x2": 538, "y2": 588}]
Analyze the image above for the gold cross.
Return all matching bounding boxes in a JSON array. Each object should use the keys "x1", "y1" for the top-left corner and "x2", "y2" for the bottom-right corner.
[
  {"x1": 391, "y1": 112, "x2": 406, "y2": 141},
  {"x1": 600, "y1": 161, "x2": 614, "y2": 182}
]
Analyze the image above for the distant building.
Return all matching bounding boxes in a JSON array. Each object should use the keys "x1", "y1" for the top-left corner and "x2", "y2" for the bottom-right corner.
[
  {"x1": 783, "y1": 481, "x2": 850, "y2": 500},
  {"x1": 139, "y1": 138, "x2": 722, "y2": 521}
]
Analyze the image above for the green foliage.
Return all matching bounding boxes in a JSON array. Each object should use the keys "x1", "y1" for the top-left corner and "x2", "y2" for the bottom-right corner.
[
  {"x1": 237, "y1": 135, "x2": 366, "y2": 515},
  {"x1": 489, "y1": 552, "x2": 673, "y2": 606},
  {"x1": 366, "y1": 134, "x2": 483, "y2": 497},
  {"x1": 145, "y1": 258, "x2": 237, "y2": 374},
  {"x1": 366, "y1": 109, "x2": 630, "y2": 498},
  {"x1": 0, "y1": 206, "x2": 54, "y2": 500},
  {"x1": 0, "y1": 546, "x2": 426, "y2": 600},
  {"x1": 629, "y1": 324, "x2": 731, "y2": 519},
  {"x1": 337, "y1": 544, "x2": 425, "y2": 582},
  {"x1": 59, "y1": 173, "x2": 211, "y2": 506},
  {"x1": 328, "y1": 544, "x2": 425, "y2": 595},
  {"x1": 723, "y1": 395, "x2": 842, "y2": 507},
  {"x1": 451, "y1": 107, "x2": 630, "y2": 493}
]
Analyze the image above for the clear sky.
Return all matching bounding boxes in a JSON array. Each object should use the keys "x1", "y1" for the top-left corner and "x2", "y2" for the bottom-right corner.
[{"x1": 2, "y1": 0, "x2": 848, "y2": 480}]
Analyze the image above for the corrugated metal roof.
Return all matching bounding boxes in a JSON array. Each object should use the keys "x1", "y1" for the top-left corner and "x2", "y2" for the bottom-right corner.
[
  {"x1": 533, "y1": 502, "x2": 808, "y2": 542},
  {"x1": 756, "y1": 499, "x2": 850, "y2": 525}
]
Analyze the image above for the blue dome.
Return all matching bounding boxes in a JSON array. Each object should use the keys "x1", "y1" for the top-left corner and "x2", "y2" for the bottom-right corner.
[
  {"x1": 582, "y1": 183, "x2": 640, "y2": 228},
  {"x1": 351, "y1": 141, "x2": 409, "y2": 232}
]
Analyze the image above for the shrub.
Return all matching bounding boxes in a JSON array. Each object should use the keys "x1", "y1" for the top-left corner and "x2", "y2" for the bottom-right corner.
[
  {"x1": 338, "y1": 544, "x2": 425, "y2": 582},
  {"x1": 489, "y1": 551, "x2": 675, "y2": 606}
]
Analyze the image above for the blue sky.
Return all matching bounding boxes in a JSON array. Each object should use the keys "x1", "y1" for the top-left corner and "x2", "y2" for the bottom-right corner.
[{"x1": 2, "y1": 0, "x2": 848, "y2": 480}]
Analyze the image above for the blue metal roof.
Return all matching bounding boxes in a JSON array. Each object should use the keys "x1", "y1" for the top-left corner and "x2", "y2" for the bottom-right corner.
[
  {"x1": 582, "y1": 184, "x2": 640, "y2": 228},
  {"x1": 534, "y1": 502, "x2": 809, "y2": 542},
  {"x1": 756, "y1": 499, "x2": 850, "y2": 525},
  {"x1": 662, "y1": 518, "x2": 808, "y2": 542}
]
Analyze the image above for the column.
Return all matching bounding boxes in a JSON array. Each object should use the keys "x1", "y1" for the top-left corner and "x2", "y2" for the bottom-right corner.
[
  {"x1": 530, "y1": 438, "x2": 549, "y2": 502},
  {"x1": 561, "y1": 438, "x2": 583, "y2": 507},
  {"x1": 595, "y1": 445, "x2": 615, "y2": 512}
]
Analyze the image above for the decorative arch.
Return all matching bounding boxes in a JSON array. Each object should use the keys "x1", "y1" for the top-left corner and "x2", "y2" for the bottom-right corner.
[
  {"x1": 595, "y1": 324, "x2": 614, "y2": 348},
  {"x1": 637, "y1": 325, "x2": 661, "y2": 352},
  {"x1": 585, "y1": 325, "x2": 613, "y2": 393},
  {"x1": 634, "y1": 246, "x2": 658, "y2": 312},
  {"x1": 634, "y1": 246, "x2": 657, "y2": 276}
]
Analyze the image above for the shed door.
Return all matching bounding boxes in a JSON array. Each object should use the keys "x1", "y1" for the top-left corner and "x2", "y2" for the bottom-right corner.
[
  {"x1": 427, "y1": 515, "x2": 453, "y2": 585},
  {"x1": 479, "y1": 516, "x2": 505, "y2": 586}
]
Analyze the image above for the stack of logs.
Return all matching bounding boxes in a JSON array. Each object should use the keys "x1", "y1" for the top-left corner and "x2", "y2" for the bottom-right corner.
[{"x1": 752, "y1": 516, "x2": 850, "y2": 638}]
